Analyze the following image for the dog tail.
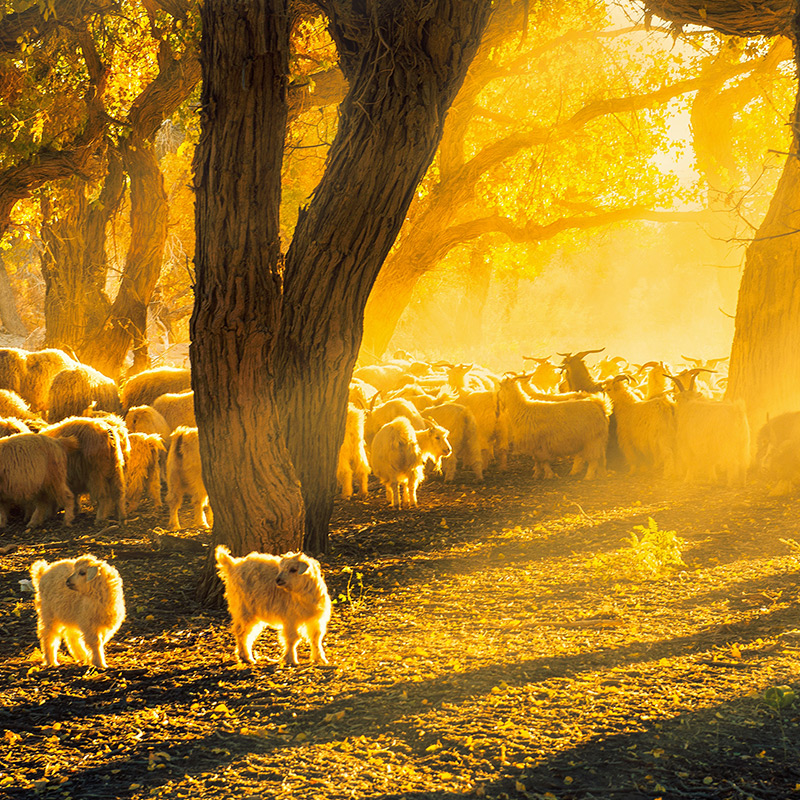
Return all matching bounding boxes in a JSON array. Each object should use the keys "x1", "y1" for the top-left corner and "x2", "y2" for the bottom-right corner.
[
  {"x1": 214, "y1": 544, "x2": 234, "y2": 578},
  {"x1": 30, "y1": 559, "x2": 48, "y2": 587}
]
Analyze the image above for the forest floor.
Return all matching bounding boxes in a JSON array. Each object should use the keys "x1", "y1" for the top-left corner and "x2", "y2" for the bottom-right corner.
[{"x1": 1, "y1": 456, "x2": 799, "y2": 800}]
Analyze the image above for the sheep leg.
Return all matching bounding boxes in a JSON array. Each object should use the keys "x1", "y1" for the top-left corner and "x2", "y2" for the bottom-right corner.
[
  {"x1": 59, "y1": 486, "x2": 75, "y2": 526},
  {"x1": 569, "y1": 456, "x2": 584, "y2": 476},
  {"x1": 306, "y1": 620, "x2": 328, "y2": 665},
  {"x1": 0, "y1": 502, "x2": 8, "y2": 528},
  {"x1": 384, "y1": 483, "x2": 395, "y2": 507},
  {"x1": 233, "y1": 618, "x2": 264, "y2": 664},
  {"x1": 442, "y1": 454, "x2": 457, "y2": 482},
  {"x1": 27, "y1": 502, "x2": 52, "y2": 530},
  {"x1": 408, "y1": 477, "x2": 420, "y2": 507},
  {"x1": 83, "y1": 631, "x2": 107, "y2": 669},
  {"x1": 147, "y1": 467, "x2": 162, "y2": 508},
  {"x1": 337, "y1": 464, "x2": 353, "y2": 498},
  {"x1": 64, "y1": 630, "x2": 90, "y2": 664},
  {"x1": 39, "y1": 622, "x2": 62, "y2": 667},
  {"x1": 356, "y1": 468, "x2": 369, "y2": 496},
  {"x1": 541, "y1": 462, "x2": 555, "y2": 479},
  {"x1": 166, "y1": 488, "x2": 183, "y2": 530},
  {"x1": 280, "y1": 626, "x2": 301, "y2": 665},
  {"x1": 191, "y1": 494, "x2": 209, "y2": 528}
]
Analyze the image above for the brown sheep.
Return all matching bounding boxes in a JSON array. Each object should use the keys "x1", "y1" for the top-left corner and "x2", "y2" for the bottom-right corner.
[
  {"x1": 23, "y1": 349, "x2": 78, "y2": 412},
  {"x1": 126, "y1": 433, "x2": 165, "y2": 512},
  {"x1": 0, "y1": 433, "x2": 78, "y2": 528},
  {"x1": 42, "y1": 417, "x2": 126, "y2": 523},
  {"x1": 152, "y1": 390, "x2": 195, "y2": 432},
  {"x1": 166, "y1": 426, "x2": 210, "y2": 530},
  {"x1": 0, "y1": 389, "x2": 38, "y2": 421},
  {"x1": 120, "y1": 367, "x2": 191, "y2": 412},
  {"x1": 0, "y1": 417, "x2": 31, "y2": 438},
  {"x1": 0, "y1": 347, "x2": 27, "y2": 396},
  {"x1": 31, "y1": 555, "x2": 125, "y2": 668},
  {"x1": 48, "y1": 366, "x2": 120, "y2": 423}
]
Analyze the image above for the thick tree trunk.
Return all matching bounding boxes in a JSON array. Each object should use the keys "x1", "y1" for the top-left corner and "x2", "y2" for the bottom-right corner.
[
  {"x1": 726, "y1": 34, "x2": 800, "y2": 432},
  {"x1": 40, "y1": 154, "x2": 124, "y2": 353},
  {"x1": 80, "y1": 142, "x2": 167, "y2": 379},
  {"x1": 276, "y1": 1, "x2": 493, "y2": 553},
  {"x1": 192, "y1": 0, "x2": 304, "y2": 606}
]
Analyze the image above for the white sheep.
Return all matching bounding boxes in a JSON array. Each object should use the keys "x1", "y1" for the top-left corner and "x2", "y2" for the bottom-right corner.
[
  {"x1": 166, "y1": 426, "x2": 211, "y2": 529},
  {"x1": 364, "y1": 397, "x2": 426, "y2": 446},
  {"x1": 605, "y1": 375, "x2": 675, "y2": 476},
  {"x1": 370, "y1": 417, "x2": 451, "y2": 508},
  {"x1": 673, "y1": 388, "x2": 750, "y2": 485},
  {"x1": 30, "y1": 554, "x2": 125, "y2": 668},
  {"x1": 498, "y1": 377, "x2": 608, "y2": 479},
  {"x1": 424, "y1": 402, "x2": 483, "y2": 482},
  {"x1": 152, "y1": 390, "x2": 196, "y2": 432},
  {"x1": 336, "y1": 403, "x2": 371, "y2": 498},
  {"x1": 215, "y1": 545, "x2": 331, "y2": 665}
]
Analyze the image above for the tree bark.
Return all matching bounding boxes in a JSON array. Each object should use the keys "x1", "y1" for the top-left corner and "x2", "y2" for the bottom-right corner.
[
  {"x1": 192, "y1": 0, "x2": 304, "y2": 606},
  {"x1": 80, "y1": 141, "x2": 168, "y2": 379},
  {"x1": 725, "y1": 78, "x2": 800, "y2": 433},
  {"x1": 275, "y1": 0, "x2": 493, "y2": 553},
  {"x1": 40, "y1": 153, "x2": 124, "y2": 354},
  {"x1": 0, "y1": 255, "x2": 29, "y2": 337}
]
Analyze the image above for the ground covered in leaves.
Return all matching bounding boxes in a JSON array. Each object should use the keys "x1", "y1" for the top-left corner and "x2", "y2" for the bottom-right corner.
[{"x1": 1, "y1": 457, "x2": 799, "y2": 800}]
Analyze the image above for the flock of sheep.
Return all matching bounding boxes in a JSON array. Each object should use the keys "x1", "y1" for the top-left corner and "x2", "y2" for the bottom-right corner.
[
  {"x1": 0, "y1": 347, "x2": 203, "y2": 533},
  {"x1": 340, "y1": 348, "x2": 790, "y2": 507},
  {"x1": 1, "y1": 344, "x2": 796, "y2": 671}
]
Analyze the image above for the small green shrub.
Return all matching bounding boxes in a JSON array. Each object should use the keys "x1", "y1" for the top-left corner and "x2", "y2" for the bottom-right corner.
[{"x1": 587, "y1": 517, "x2": 686, "y2": 582}]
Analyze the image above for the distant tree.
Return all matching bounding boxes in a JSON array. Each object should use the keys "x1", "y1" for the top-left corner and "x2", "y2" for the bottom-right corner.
[{"x1": 645, "y1": 0, "x2": 800, "y2": 430}]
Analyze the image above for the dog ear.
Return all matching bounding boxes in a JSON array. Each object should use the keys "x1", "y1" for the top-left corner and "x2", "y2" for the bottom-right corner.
[{"x1": 86, "y1": 565, "x2": 99, "y2": 581}]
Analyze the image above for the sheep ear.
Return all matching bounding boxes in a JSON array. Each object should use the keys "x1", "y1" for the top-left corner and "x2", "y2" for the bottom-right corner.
[
  {"x1": 86, "y1": 565, "x2": 99, "y2": 581},
  {"x1": 296, "y1": 561, "x2": 309, "y2": 575}
]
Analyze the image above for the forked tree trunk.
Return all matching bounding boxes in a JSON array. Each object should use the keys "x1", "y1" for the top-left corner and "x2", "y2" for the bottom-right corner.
[
  {"x1": 725, "y1": 79, "x2": 800, "y2": 434},
  {"x1": 275, "y1": 1, "x2": 493, "y2": 553},
  {"x1": 80, "y1": 142, "x2": 167, "y2": 379},
  {"x1": 40, "y1": 154, "x2": 124, "y2": 353},
  {"x1": 192, "y1": 0, "x2": 304, "y2": 606}
]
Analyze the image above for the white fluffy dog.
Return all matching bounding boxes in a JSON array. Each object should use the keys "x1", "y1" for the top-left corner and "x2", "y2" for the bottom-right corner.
[
  {"x1": 215, "y1": 545, "x2": 331, "y2": 666},
  {"x1": 30, "y1": 555, "x2": 125, "y2": 668}
]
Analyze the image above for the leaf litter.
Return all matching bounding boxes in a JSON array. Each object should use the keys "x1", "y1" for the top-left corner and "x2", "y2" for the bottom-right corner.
[{"x1": 0, "y1": 458, "x2": 799, "y2": 799}]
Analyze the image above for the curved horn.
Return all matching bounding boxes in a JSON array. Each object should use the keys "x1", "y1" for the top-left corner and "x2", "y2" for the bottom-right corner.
[
  {"x1": 556, "y1": 351, "x2": 572, "y2": 358},
  {"x1": 664, "y1": 374, "x2": 685, "y2": 392},
  {"x1": 681, "y1": 355, "x2": 702, "y2": 365},
  {"x1": 522, "y1": 355, "x2": 550, "y2": 362},
  {"x1": 573, "y1": 347, "x2": 606, "y2": 360},
  {"x1": 637, "y1": 360, "x2": 660, "y2": 374}
]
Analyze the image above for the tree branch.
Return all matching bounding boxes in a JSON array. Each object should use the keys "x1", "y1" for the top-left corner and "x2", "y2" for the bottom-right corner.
[
  {"x1": 435, "y1": 206, "x2": 712, "y2": 261},
  {"x1": 644, "y1": 0, "x2": 793, "y2": 38}
]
